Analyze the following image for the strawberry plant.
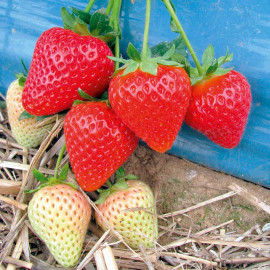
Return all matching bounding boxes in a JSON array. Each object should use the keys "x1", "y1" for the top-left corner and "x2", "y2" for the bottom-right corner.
[
  {"x1": 22, "y1": 0, "x2": 124, "y2": 116},
  {"x1": 6, "y1": 73, "x2": 54, "y2": 148},
  {"x1": 95, "y1": 168, "x2": 158, "y2": 249},
  {"x1": 64, "y1": 90, "x2": 139, "y2": 191},
  {"x1": 108, "y1": 0, "x2": 191, "y2": 153},
  {"x1": 162, "y1": 0, "x2": 252, "y2": 148}
]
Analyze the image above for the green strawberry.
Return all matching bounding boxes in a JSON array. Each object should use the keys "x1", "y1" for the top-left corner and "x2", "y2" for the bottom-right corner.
[
  {"x1": 95, "y1": 169, "x2": 158, "y2": 249},
  {"x1": 27, "y1": 166, "x2": 91, "y2": 267},
  {"x1": 6, "y1": 79, "x2": 54, "y2": 148}
]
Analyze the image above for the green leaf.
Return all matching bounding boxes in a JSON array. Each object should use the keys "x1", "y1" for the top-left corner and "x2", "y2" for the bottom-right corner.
[
  {"x1": 18, "y1": 76, "x2": 26, "y2": 87},
  {"x1": 70, "y1": 6, "x2": 91, "y2": 24},
  {"x1": 125, "y1": 174, "x2": 138, "y2": 180},
  {"x1": 64, "y1": 182, "x2": 78, "y2": 190},
  {"x1": 72, "y1": 100, "x2": 87, "y2": 106},
  {"x1": 73, "y1": 17, "x2": 91, "y2": 35},
  {"x1": 116, "y1": 167, "x2": 125, "y2": 179},
  {"x1": 191, "y1": 76, "x2": 204, "y2": 86},
  {"x1": 217, "y1": 49, "x2": 233, "y2": 66},
  {"x1": 58, "y1": 163, "x2": 69, "y2": 182},
  {"x1": 15, "y1": 72, "x2": 27, "y2": 87},
  {"x1": 36, "y1": 114, "x2": 55, "y2": 121},
  {"x1": 33, "y1": 169, "x2": 48, "y2": 183},
  {"x1": 24, "y1": 183, "x2": 47, "y2": 194},
  {"x1": 172, "y1": 54, "x2": 191, "y2": 76},
  {"x1": 107, "y1": 56, "x2": 129, "y2": 64},
  {"x1": 214, "y1": 67, "x2": 232, "y2": 76},
  {"x1": 127, "y1": 43, "x2": 141, "y2": 62},
  {"x1": 122, "y1": 62, "x2": 139, "y2": 76},
  {"x1": 19, "y1": 110, "x2": 34, "y2": 121},
  {"x1": 161, "y1": 44, "x2": 175, "y2": 60},
  {"x1": 156, "y1": 59, "x2": 182, "y2": 66},
  {"x1": 95, "y1": 190, "x2": 111, "y2": 205},
  {"x1": 112, "y1": 178, "x2": 129, "y2": 191},
  {"x1": 0, "y1": 101, "x2": 6, "y2": 109},
  {"x1": 78, "y1": 88, "x2": 99, "y2": 101},
  {"x1": 61, "y1": 7, "x2": 76, "y2": 30},
  {"x1": 151, "y1": 36, "x2": 186, "y2": 58},
  {"x1": 100, "y1": 91, "x2": 108, "y2": 100},
  {"x1": 206, "y1": 59, "x2": 219, "y2": 75},
  {"x1": 202, "y1": 44, "x2": 214, "y2": 66},
  {"x1": 140, "y1": 60, "x2": 158, "y2": 76},
  {"x1": 89, "y1": 9, "x2": 110, "y2": 36}
]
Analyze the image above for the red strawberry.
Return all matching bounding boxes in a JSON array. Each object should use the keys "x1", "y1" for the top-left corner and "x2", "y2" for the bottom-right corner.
[
  {"x1": 185, "y1": 70, "x2": 251, "y2": 148},
  {"x1": 22, "y1": 27, "x2": 114, "y2": 116},
  {"x1": 109, "y1": 65, "x2": 191, "y2": 153},
  {"x1": 64, "y1": 102, "x2": 139, "y2": 191}
]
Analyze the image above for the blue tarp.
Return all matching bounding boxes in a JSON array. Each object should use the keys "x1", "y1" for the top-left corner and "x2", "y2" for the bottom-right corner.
[{"x1": 1, "y1": 0, "x2": 269, "y2": 187}]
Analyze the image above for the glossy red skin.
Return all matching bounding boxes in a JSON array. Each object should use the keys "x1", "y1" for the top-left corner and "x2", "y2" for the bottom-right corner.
[
  {"x1": 185, "y1": 70, "x2": 251, "y2": 148},
  {"x1": 109, "y1": 65, "x2": 191, "y2": 153},
  {"x1": 22, "y1": 27, "x2": 114, "y2": 116},
  {"x1": 64, "y1": 102, "x2": 139, "y2": 191}
]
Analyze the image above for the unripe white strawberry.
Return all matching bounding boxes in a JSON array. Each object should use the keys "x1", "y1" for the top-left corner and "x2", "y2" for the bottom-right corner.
[
  {"x1": 28, "y1": 184, "x2": 91, "y2": 267},
  {"x1": 95, "y1": 172, "x2": 158, "y2": 249},
  {"x1": 6, "y1": 79, "x2": 54, "y2": 148}
]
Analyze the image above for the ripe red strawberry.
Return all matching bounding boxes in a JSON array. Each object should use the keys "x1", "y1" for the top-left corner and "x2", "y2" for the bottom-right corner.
[
  {"x1": 6, "y1": 79, "x2": 54, "y2": 148},
  {"x1": 28, "y1": 183, "x2": 91, "y2": 267},
  {"x1": 64, "y1": 102, "x2": 139, "y2": 191},
  {"x1": 95, "y1": 173, "x2": 158, "y2": 249},
  {"x1": 109, "y1": 65, "x2": 191, "y2": 153},
  {"x1": 22, "y1": 27, "x2": 114, "y2": 116},
  {"x1": 185, "y1": 70, "x2": 251, "y2": 148}
]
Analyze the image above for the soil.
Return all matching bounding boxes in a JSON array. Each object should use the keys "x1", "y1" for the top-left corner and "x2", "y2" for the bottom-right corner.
[{"x1": 123, "y1": 145, "x2": 270, "y2": 241}]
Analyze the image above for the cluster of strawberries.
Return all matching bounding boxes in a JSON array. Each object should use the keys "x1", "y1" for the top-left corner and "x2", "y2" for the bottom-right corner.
[{"x1": 5, "y1": 0, "x2": 252, "y2": 267}]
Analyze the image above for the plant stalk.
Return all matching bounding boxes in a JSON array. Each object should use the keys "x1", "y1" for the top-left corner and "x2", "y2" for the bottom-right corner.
[
  {"x1": 142, "y1": 0, "x2": 151, "y2": 60},
  {"x1": 162, "y1": 0, "x2": 203, "y2": 75},
  {"x1": 106, "y1": 0, "x2": 114, "y2": 15},
  {"x1": 110, "y1": 0, "x2": 122, "y2": 69},
  {"x1": 54, "y1": 143, "x2": 67, "y2": 178},
  {"x1": 84, "y1": 0, "x2": 96, "y2": 13}
]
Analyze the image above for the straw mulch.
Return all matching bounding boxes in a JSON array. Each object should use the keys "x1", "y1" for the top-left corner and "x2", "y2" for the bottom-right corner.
[{"x1": 0, "y1": 98, "x2": 269, "y2": 270}]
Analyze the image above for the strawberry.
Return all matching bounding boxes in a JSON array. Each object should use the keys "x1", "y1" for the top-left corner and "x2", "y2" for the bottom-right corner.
[
  {"x1": 22, "y1": 27, "x2": 114, "y2": 116},
  {"x1": 161, "y1": 1, "x2": 252, "y2": 148},
  {"x1": 64, "y1": 101, "x2": 139, "y2": 191},
  {"x1": 6, "y1": 78, "x2": 54, "y2": 148},
  {"x1": 27, "y1": 166, "x2": 91, "y2": 267},
  {"x1": 185, "y1": 70, "x2": 251, "y2": 148},
  {"x1": 95, "y1": 170, "x2": 158, "y2": 249},
  {"x1": 109, "y1": 44, "x2": 191, "y2": 153}
]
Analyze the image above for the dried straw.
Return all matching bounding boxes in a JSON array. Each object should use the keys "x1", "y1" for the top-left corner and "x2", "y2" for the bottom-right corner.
[{"x1": 0, "y1": 104, "x2": 269, "y2": 270}]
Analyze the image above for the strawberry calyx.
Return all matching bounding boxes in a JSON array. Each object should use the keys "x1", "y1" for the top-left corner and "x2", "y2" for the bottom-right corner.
[
  {"x1": 14, "y1": 59, "x2": 29, "y2": 87},
  {"x1": 109, "y1": 42, "x2": 183, "y2": 77},
  {"x1": 61, "y1": 5, "x2": 120, "y2": 47},
  {"x1": 95, "y1": 167, "x2": 138, "y2": 205},
  {"x1": 25, "y1": 144, "x2": 77, "y2": 194},
  {"x1": 72, "y1": 88, "x2": 110, "y2": 107},
  {"x1": 189, "y1": 45, "x2": 233, "y2": 85},
  {"x1": 25, "y1": 163, "x2": 77, "y2": 194},
  {"x1": 162, "y1": 0, "x2": 234, "y2": 85}
]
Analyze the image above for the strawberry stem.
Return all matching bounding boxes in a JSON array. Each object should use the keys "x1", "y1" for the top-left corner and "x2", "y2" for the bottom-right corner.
[
  {"x1": 106, "y1": 0, "x2": 114, "y2": 15},
  {"x1": 84, "y1": 0, "x2": 96, "y2": 13},
  {"x1": 142, "y1": 0, "x2": 151, "y2": 61},
  {"x1": 109, "y1": 0, "x2": 122, "y2": 69},
  {"x1": 54, "y1": 144, "x2": 67, "y2": 178},
  {"x1": 162, "y1": 0, "x2": 203, "y2": 76}
]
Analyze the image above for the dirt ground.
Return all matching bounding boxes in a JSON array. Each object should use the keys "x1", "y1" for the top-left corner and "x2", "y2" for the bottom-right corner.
[{"x1": 123, "y1": 145, "x2": 270, "y2": 240}]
